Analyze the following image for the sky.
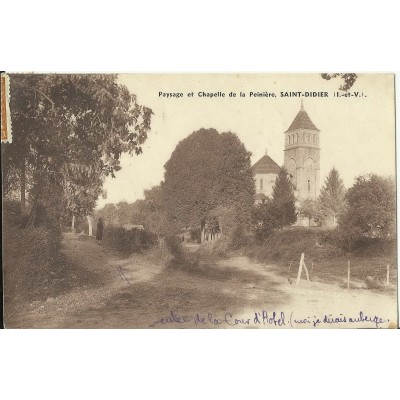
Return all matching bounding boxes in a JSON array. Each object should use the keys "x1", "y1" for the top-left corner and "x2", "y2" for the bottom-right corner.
[{"x1": 96, "y1": 74, "x2": 395, "y2": 208}]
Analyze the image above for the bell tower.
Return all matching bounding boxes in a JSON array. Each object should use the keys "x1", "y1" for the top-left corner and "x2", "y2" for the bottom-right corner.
[{"x1": 284, "y1": 100, "x2": 320, "y2": 201}]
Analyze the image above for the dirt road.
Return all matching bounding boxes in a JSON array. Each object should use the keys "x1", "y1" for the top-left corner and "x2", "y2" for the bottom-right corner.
[{"x1": 9, "y1": 233, "x2": 397, "y2": 328}]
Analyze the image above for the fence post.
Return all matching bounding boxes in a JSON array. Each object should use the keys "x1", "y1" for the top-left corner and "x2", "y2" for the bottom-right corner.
[
  {"x1": 303, "y1": 260, "x2": 310, "y2": 282},
  {"x1": 296, "y1": 253, "x2": 305, "y2": 285},
  {"x1": 387, "y1": 264, "x2": 390, "y2": 285},
  {"x1": 347, "y1": 260, "x2": 350, "y2": 289}
]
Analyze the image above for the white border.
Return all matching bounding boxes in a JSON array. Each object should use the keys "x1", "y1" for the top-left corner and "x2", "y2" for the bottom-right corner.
[{"x1": 1, "y1": 1, "x2": 399, "y2": 399}]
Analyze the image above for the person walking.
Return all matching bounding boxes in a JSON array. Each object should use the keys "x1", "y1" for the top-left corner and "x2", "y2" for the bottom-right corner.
[{"x1": 96, "y1": 218, "x2": 104, "y2": 243}]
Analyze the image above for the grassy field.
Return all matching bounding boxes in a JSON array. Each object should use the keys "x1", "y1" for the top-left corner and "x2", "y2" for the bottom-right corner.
[{"x1": 239, "y1": 227, "x2": 397, "y2": 290}]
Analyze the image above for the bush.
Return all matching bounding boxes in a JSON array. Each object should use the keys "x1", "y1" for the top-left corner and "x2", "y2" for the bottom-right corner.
[
  {"x1": 3, "y1": 222, "x2": 70, "y2": 302},
  {"x1": 164, "y1": 235, "x2": 199, "y2": 271},
  {"x1": 164, "y1": 235, "x2": 184, "y2": 258},
  {"x1": 3, "y1": 200, "x2": 29, "y2": 227},
  {"x1": 337, "y1": 175, "x2": 396, "y2": 249},
  {"x1": 102, "y1": 227, "x2": 157, "y2": 255},
  {"x1": 243, "y1": 227, "x2": 343, "y2": 264}
]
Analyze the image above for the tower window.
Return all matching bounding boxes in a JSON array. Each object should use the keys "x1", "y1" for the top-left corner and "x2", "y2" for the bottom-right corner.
[
  {"x1": 260, "y1": 179, "x2": 263, "y2": 190},
  {"x1": 308, "y1": 179, "x2": 311, "y2": 192}
]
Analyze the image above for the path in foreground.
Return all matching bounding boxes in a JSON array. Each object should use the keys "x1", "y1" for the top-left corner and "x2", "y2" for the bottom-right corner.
[{"x1": 11, "y1": 234, "x2": 398, "y2": 328}]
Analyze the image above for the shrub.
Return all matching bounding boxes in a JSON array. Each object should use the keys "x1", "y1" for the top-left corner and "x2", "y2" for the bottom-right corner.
[
  {"x1": 164, "y1": 235, "x2": 199, "y2": 271},
  {"x1": 102, "y1": 226, "x2": 157, "y2": 255},
  {"x1": 252, "y1": 200, "x2": 280, "y2": 240},
  {"x1": 242, "y1": 227, "x2": 344, "y2": 264},
  {"x1": 164, "y1": 235, "x2": 184, "y2": 258},
  {"x1": 3, "y1": 222, "x2": 70, "y2": 302}
]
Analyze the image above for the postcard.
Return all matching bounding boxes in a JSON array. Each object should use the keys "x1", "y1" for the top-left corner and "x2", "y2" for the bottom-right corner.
[{"x1": 1, "y1": 73, "x2": 397, "y2": 328}]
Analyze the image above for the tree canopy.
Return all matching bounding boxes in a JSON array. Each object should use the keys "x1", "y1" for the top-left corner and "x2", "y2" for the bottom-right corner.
[
  {"x1": 162, "y1": 128, "x2": 255, "y2": 229},
  {"x1": 318, "y1": 167, "x2": 346, "y2": 226},
  {"x1": 95, "y1": 184, "x2": 169, "y2": 237},
  {"x1": 339, "y1": 175, "x2": 396, "y2": 242},
  {"x1": 321, "y1": 73, "x2": 358, "y2": 91},
  {"x1": 338, "y1": 174, "x2": 396, "y2": 249},
  {"x1": 2, "y1": 74, "x2": 152, "y2": 225},
  {"x1": 271, "y1": 167, "x2": 297, "y2": 228}
]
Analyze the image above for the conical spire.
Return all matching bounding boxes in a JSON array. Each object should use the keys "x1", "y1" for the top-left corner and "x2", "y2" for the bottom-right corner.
[{"x1": 285, "y1": 100, "x2": 319, "y2": 132}]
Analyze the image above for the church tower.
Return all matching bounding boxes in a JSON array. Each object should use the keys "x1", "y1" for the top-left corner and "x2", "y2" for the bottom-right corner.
[{"x1": 284, "y1": 101, "x2": 320, "y2": 201}]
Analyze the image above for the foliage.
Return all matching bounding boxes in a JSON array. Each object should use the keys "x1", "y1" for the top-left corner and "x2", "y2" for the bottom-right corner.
[
  {"x1": 299, "y1": 199, "x2": 320, "y2": 226},
  {"x1": 317, "y1": 168, "x2": 346, "y2": 226},
  {"x1": 2, "y1": 74, "x2": 152, "y2": 225},
  {"x1": 3, "y1": 220, "x2": 67, "y2": 302},
  {"x1": 164, "y1": 235, "x2": 200, "y2": 271},
  {"x1": 321, "y1": 73, "x2": 358, "y2": 91},
  {"x1": 271, "y1": 167, "x2": 297, "y2": 228},
  {"x1": 245, "y1": 227, "x2": 343, "y2": 262},
  {"x1": 337, "y1": 174, "x2": 396, "y2": 250},
  {"x1": 164, "y1": 235, "x2": 185, "y2": 259},
  {"x1": 163, "y1": 128, "x2": 255, "y2": 230},
  {"x1": 95, "y1": 183, "x2": 170, "y2": 237},
  {"x1": 252, "y1": 199, "x2": 280, "y2": 240},
  {"x1": 102, "y1": 226, "x2": 157, "y2": 255}
]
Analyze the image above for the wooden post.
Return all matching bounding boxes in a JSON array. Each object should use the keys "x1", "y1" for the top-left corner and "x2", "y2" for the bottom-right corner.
[
  {"x1": 303, "y1": 260, "x2": 310, "y2": 282},
  {"x1": 347, "y1": 260, "x2": 350, "y2": 289},
  {"x1": 386, "y1": 264, "x2": 390, "y2": 285},
  {"x1": 87, "y1": 215, "x2": 93, "y2": 236},
  {"x1": 296, "y1": 253, "x2": 305, "y2": 285}
]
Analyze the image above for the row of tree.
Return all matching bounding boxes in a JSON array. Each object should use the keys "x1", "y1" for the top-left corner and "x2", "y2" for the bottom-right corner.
[
  {"x1": 253, "y1": 166, "x2": 396, "y2": 251},
  {"x1": 94, "y1": 126, "x2": 395, "y2": 253}
]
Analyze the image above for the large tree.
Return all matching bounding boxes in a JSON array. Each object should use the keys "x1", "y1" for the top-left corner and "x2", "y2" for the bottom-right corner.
[
  {"x1": 271, "y1": 167, "x2": 297, "y2": 228},
  {"x1": 2, "y1": 74, "x2": 152, "y2": 226},
  {"x1": 162, "y1": 128, "x2": 255, "y2": 230},
  {"x1": 318, "y1": 167, "x2": 346, "y2": 227},
  {"x1": 338, "y1": 174, "x2": 396, "y2": 249}
]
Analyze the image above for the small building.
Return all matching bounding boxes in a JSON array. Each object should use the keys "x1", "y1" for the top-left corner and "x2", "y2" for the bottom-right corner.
[
  {"x1": 122, "y1": 224, "x2": 145, "y2": 231},
  {"x1": 252, "y1": 150, "x2": 281, "y2": 203}
]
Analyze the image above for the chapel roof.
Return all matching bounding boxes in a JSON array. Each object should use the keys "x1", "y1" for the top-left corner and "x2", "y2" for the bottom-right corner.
[
  {"x1": 252, "y1": 154, "x2": 281, "y2": 175},
  {"x1": 285, "y1": 101, "x2": 319, "y2": 132}
]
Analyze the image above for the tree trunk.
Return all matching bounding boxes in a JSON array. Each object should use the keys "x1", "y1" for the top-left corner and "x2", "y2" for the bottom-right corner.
[
  {"x1": 20, "y1": 157, "x2": 26, "y2": 214},
  {"x1": 87, "y1": 215, "x2": 93, "y2": 236},
  {"x1": 71, "y1": 215, "x2": 75, "y2": 232}
]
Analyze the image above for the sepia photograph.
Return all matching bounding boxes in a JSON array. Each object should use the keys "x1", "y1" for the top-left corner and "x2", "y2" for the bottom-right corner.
[{"x1": 1, "y1": 72, "x2": 397, "y2": 328}]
